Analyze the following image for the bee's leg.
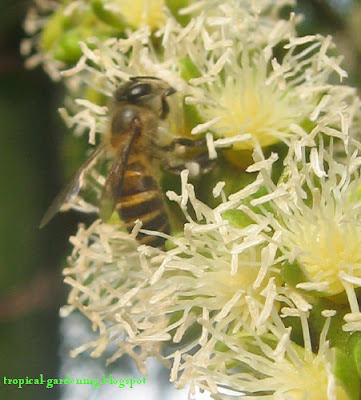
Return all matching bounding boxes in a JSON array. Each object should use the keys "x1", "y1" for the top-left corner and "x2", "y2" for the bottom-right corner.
[
  {"x1": 161, "y1": 137, "x2": 216, "y2": 177},
  {"x1": 163, "y1": 152, "x2": 216, "y2": 177},
  {"x1": 165, "y1": 137, "x2": 208, "y2": 152}
]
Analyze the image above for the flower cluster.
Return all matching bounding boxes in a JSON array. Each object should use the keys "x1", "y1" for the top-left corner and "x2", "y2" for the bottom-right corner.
[{"x1": 24, "y1": 0, "x2": 361, "y2": 398}]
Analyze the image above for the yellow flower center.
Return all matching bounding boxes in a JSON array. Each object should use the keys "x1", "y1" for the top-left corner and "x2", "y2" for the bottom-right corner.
[
  {"x1": 279, "y1": 357, "x2": 348, "y2": 400},
  {"x1": 197, "y1": 57, "x2": 308, "y2": 151},
  {"x1": 296, "y1": 217, "x2": 361, "y2": 294},
  {"x1": 209, "y1": 266, "x2": 260, "y2": 300},
  {"x1": 117, "y1": 0, "x2": 166, "y2": 29}
]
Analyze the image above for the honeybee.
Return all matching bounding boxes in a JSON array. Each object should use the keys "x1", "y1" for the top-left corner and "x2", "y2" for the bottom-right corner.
[{"x1": 40, "y1": 76, "x2": 214, "y2": 247}]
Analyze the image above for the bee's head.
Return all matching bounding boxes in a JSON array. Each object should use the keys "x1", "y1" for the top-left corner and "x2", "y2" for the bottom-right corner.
[{"x1": 114, "y1": 76, "x2": 176, "y2": 119}]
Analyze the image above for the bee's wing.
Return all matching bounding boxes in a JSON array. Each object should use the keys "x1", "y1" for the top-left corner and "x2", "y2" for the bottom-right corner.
[
  {"x1": 99, "y1": 127, "x2": 140, "y2": 222},
  {"x1": 39, "y1": 144, "x2": 107, "y2": 228}
]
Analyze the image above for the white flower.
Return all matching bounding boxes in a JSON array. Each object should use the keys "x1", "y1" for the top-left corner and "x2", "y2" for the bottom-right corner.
[
  {"x1": 259, "y1": 138, "x2": 361, "y2": 330},
  {"x1": 61, "y1": 171, "x2": 282, "y2": 364},
  {"x1": 183, "y1": 36, "x2": 355, "y2": 153},
  {"x1": 61, "y1": 220, "x2": 172, "y2": 372},
  {"x1": 175, "y1": 322, "x2": 352, "y2": 400}
]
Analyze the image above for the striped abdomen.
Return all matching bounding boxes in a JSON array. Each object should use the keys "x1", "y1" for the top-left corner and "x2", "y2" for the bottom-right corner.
[{"x1": 116, "y1": 156, "x2": 170, "y2": 248}]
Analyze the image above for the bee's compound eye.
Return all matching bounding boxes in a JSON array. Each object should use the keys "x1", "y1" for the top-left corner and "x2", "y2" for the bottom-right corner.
[{"x1": 127, "y1": 83, "x2": 152, "y2": 101}]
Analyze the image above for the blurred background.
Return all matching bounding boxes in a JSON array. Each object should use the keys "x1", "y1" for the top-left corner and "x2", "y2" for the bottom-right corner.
[
  {"x1": 0, "y1": 1, "x2": 360, "y2": 399},
  {"x1": 0, "y1": 1, "x2": 75, "y2": 399}
]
